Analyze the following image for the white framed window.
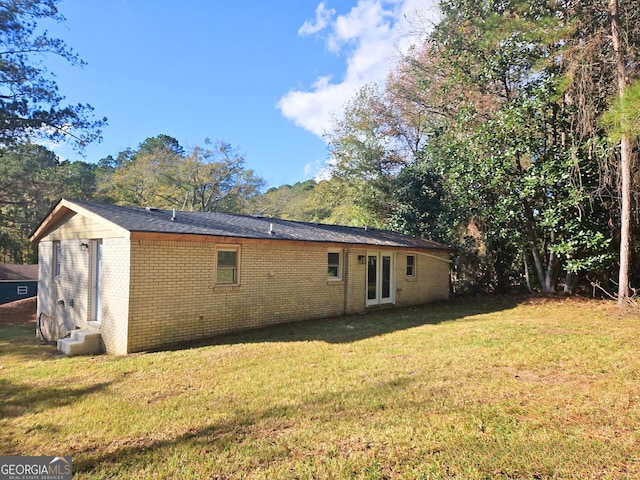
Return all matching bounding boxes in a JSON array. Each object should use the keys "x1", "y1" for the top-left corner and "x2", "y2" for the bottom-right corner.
[
  {"x1": 17, "y1": 285, "x2": 28, "y2": 295},
  {"x1": 406, "y1": 255, "x2": 416, "y2": 277},
  {"x1": 53, "y1": 241, "x2": 61, "y2": 280},
  {"x1": 327, "y1": 251, "x2": 342, "y2": 280},
  {"x1": 216, "y1": 247, "x2": 240, "y2": 285}
]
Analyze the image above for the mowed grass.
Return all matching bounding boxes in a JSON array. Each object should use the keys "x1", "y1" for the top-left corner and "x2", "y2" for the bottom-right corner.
[{"x1": 1, "y1": 296, "x2": 639, "y2": 479}]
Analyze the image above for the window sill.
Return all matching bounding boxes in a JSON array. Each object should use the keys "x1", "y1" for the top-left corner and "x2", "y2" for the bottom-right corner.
[
  {"x1": 213, "y1": 284, "x2": 241, "y2": 293},
  {"x1": 327, "y1": 279, "x2": 344, "y2": 285}
]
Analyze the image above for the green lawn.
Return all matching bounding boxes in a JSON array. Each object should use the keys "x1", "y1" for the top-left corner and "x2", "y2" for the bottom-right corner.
[{"x1": 1, "y1": 296, "x2": 638, "y2": 479}]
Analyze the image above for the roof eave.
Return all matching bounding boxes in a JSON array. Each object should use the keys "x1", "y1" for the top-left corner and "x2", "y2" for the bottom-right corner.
[{"x1": 128, "y1": 230, "x2": 452, "y2": 251}]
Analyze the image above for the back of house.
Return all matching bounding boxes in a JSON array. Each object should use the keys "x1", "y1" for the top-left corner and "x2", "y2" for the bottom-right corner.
[{"x1": 31, "y1": 199, "x2": 451, "y2": 355}]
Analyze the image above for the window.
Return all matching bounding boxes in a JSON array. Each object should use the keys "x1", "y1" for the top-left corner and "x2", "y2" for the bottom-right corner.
[
  {"x1": 17, "y1": 286, "x2": 28, "y2": 295},
  {"x1": 216, "y1": 248, "x2": 239, "y2": 284},
  {"x1": 406, "y1": 255, "x2": 416, "y2": 277},
  {"x1": 328, "y1": 251, "x2": 341, "y2": 280},
  {"x1": 53, "y1": 241, "x2": 61, "y2": 280}
]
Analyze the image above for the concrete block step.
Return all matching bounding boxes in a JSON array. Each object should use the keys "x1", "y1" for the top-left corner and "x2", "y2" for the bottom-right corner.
[{"x1": 57, "y1": 330, "x2": 102, "y2": 356}]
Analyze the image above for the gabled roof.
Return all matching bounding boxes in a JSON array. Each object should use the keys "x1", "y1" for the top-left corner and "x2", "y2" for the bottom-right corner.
[
  {"x1": 31, "y1": 198, "x2": 451, "y2": 251},
  {"x1": 0, "y1": 264, "x2": 38, "y2": 281}
]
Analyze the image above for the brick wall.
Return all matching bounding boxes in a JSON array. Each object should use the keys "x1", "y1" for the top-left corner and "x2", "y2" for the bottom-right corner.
[
  {"x1": 125, "y1": 241, "x2": 450, "y2": 353},
  {"x1": 127, "y1": 240, "x2": 348, "y2": 352},
  {"x1": 38, "y1": 235, "x2": 450, "y2": 354},
  {"x1": 344, "y1": 248, "x2": 367, "y2": 314},
  {"x1": 100, "y1": 237, "x2": 130, "y2": 354},
  {"x1": 395, "y1": 251, "x2": 450, "y2": 306}
]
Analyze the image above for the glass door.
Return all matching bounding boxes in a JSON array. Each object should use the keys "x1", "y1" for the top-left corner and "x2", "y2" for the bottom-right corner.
[
  {"x1": 367, "y1": 254, "x2": 378, "y2": 305},
  {"x1": 366, "y1": 252, "x2": 394, "y2": 306}
]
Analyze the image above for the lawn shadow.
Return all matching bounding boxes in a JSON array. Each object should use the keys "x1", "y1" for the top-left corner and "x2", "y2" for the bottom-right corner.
[
  {"x1": 0, "y1": 379, "x2": 114, "y2": 454},
  {"x1": 72, "y1": 375, "x2": 416, "y2": 476},
  {"x1": 0, "y1": 379, "x2": 114, "y2": 420},
  {"x1": 157, "y1": 295, "x2": 520, "y2": 351}
]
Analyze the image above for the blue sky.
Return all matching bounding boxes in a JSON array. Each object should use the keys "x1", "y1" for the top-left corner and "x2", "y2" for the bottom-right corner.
[{"x1": 45, "y1": 0, "x2": 436, "y2": 188}]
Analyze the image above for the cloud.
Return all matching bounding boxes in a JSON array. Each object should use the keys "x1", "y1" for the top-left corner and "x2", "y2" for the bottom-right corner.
[
  {"x1": 304, "y1": 156, "x2": 335, "y2": 181},
  {"x1": 278, "y1": 0, "x2": 438, "y2": 140},
  {"x1": 298, "y1": 2, "x2": 336, "y2": 36}
]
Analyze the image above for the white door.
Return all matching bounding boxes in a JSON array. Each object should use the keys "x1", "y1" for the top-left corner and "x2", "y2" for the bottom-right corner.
[
  {"x1": 366, "y1": 252, "x2": 394, "y2": 306},
  {"x1": 91, "y1": 240, "x2": 103, "y2": 322}
]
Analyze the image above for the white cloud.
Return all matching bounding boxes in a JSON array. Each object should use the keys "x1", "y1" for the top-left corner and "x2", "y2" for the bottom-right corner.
[
  {"x1": 278, "y1": 0, "x2": 439, "y2": 141},
  {"x1": 298, "y1": 2, "x2": 336, "y2": 36},
  {"x1": 304, "y1": 158, "x2": 334, "y2": 182},
  {"x1": 304, "y1": 158, "x2": 326, "y2": 178}
]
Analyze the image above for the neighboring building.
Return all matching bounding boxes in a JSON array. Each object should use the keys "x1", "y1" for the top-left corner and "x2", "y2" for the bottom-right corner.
[
  {"x1": 30, "y1": 198, "x2": 451, "y2": 355},
  {"x1": 0, "y1": 264, "x2": 38, "y2": 305}
]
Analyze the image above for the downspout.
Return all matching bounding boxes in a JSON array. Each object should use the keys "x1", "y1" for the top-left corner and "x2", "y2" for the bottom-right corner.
[{"x1": 343, "y1": 248, "x2": 349, "y2": 316}]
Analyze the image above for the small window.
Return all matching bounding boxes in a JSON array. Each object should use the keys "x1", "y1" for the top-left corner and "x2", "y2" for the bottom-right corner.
[
  {"x1": 216, "y1": 248, "x2": 239, "y2": 284},
  {"x1": 53, "y1": 241, "x2": 61, "y2": 280},
  {"x1": 328, "y1": 251, "x2": 341, "y2": 280},
  {"x1": 406, "y1": 255, "x2": 416, "y2": 277},
  {"x1": 17, "y1": 285, "x2": 28, "y2": 295}
]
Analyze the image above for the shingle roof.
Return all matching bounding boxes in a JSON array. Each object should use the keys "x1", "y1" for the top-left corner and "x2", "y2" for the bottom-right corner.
[
  {"x1": 0, "y1": 264, "x2": 38, "y2": 280},
  {"x1": 43, "y1": 198, "x2": 451, "y2": 251}
]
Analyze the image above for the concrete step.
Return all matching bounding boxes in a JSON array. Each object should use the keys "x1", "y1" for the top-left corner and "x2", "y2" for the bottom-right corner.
[{"x1": 57, "y1": 329, "x2": 102, "y2": 356}]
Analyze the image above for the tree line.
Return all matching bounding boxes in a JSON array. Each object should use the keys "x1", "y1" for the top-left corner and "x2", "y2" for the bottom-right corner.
[
  {"x1": 1, "y1": 0, "x2": 637, "y2": 303},
  {"x1": 323, "y1": 0, "x2": 639, "y2": 302},
  {"x1": 0, "y1": 136, "x2": 267, "y2": 263}
]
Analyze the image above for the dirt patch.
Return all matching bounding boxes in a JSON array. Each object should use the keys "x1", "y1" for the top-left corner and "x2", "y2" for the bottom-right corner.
[{"x1": 0, "y1": 297, "x2": 37, "y2": 326}]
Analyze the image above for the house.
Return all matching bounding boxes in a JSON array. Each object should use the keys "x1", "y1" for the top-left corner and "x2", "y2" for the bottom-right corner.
[
  {"x1": 30, "y1": 198, "x2": 451, "y2": 355},
  {"x1": 0, "y1": 264, "x2": 38, "y2": 304}
]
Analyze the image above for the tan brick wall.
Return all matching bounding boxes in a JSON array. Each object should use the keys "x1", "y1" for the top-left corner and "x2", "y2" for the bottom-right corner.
[
  {"x1": 396, "y1": 251, "x2": 450, "y2": 306},
  {"x1": 99, "y1": 237, "x2": 130, "y2": 355},
  {"x1": 344, "y1": 248, "x2": 367, "y2": 313},
  {"x1": 125, "y1": 241, "x2": 450, "y2": 353},
  {"x1": 127, "y1": 240, "x2": 351, "y2": 352},
  {"x1": 39, "y1": 232, "x2": 449, "y2": 354}
]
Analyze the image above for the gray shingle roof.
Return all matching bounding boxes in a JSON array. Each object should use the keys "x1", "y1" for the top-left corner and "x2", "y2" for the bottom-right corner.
[
  {"x1": 67, "y1": 198, "x2": 450, "y2": 250},
  {"x1": 0, "y1": 264, "x2": 38, "y2": 280}
]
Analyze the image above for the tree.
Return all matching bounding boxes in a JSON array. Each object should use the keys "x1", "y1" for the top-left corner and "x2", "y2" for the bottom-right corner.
[
  {"x1": 250, "y1": 179, "x2": 360, "y2": 225},
  {"x1": 558, "y1": 0, "x2": 639, "y2": 300},
  {"x1": 0, "y1": 143, "x2": 97, "y2": 262},
  {"x1": 416, "y1": 0, "x2": 637, "y2": 293},
  {"x1": 175, "y1": 141, "x2": 264, "y2": 213},
  {"x1": 325, "y1": 0, "x2": 636, "y2": 295},
  {"x1": 608, "y1": 0, "x2": 635, "y2": 306},
  {"x1": 251, "y1": 180, "x2": 317, "y2": 220},
  {"x1": 98, "y1": 136, "x2": 265, "y2": 213},
  {"x1": 100, "y1": 137, "x2": 183, "y2": 206},
  {"x1": 325, "y1": 77, "x2": 436, "y2": 228},
  {"x1": 0, "y1": 0, "x2": 106, "y2": 149}
]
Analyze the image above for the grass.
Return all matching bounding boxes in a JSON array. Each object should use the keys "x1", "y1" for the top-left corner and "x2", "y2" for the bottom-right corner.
[{"x1": 1, "y1": 296, "x2": 639, "y2": 479}]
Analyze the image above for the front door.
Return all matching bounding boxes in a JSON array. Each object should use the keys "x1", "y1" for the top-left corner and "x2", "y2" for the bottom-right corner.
[
  {"x1": 366, "y1": 252, "x2": 394, "y2": 306},
  {"x1": 91, "y1": 240, "x2": 103, "y2": 323}
]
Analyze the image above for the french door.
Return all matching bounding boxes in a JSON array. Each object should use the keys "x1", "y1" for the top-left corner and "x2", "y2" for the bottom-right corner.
[{"x1": 366, "y1": 252, "x2": 394, "y2": 306}]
